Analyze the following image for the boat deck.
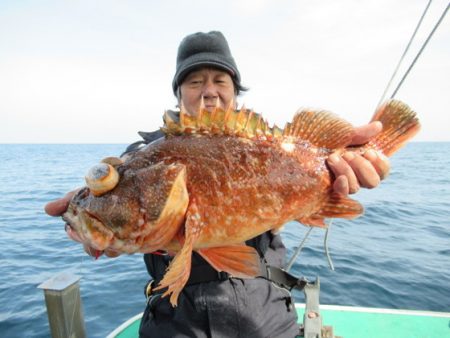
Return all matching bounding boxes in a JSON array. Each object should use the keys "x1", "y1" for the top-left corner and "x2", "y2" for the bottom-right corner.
[{"x1": 108, "y1": 303, "x2": 450, "y2": 338}]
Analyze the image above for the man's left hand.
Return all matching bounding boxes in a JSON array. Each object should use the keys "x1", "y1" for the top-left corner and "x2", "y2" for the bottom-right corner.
[{"x1": 327, "y1": 121, "x2": 390, "y2": 195}]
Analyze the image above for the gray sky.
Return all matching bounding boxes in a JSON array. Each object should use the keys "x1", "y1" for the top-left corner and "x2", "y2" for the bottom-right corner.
[{"x1": 1, "y1": 0, "x2": 449, "y2": 143}]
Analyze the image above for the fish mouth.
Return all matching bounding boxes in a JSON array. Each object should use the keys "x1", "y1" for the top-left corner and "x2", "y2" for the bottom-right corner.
[
  {"x1": 63, "y1": 207, "x2": 114, "y2": 251},
  {"x1": 64, "y1": 222, "x2": 83, "y2": 243}
]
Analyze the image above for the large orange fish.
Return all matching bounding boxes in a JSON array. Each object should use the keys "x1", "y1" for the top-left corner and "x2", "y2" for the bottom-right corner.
[{"x1": 62, "y1": 99, "x2": 420, "y2": 305}]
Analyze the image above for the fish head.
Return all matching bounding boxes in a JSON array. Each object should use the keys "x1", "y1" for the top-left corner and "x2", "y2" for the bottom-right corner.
[{"x1": 63, "y1": 161, "x2": 189, "y2": 253}]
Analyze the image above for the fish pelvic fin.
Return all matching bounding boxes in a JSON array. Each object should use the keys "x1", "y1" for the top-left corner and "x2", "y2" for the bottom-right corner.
[
  {"x1": 285, "y1": 109, "x2": 355, "y2": 149},
  {"x1": 152, "y1": 232, "x2": 193, "y2": 307},
  {"x1": 361, "y1": 100, "x2": 420, "y2": 156},
  {"x1": 197, "y1": 244, "x2": 261, "y2": 279},
  {"x1": 299, "y1": 192, "x2": 364, "y2": 227}
]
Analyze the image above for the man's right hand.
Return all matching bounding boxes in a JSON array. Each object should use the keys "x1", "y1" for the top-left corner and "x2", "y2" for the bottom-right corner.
[{"x1": 44, "y1": 190, "x2": 77, "y2": 216}]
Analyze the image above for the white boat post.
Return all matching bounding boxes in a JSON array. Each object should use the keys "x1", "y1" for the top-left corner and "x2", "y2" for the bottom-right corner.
[{"x1": 38, "y1": 272, "x2": 87, "y2": 338}]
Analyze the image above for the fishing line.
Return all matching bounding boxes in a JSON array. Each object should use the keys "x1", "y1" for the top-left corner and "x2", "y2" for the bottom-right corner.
[
  {"x1": 66, "y1": 245, "x2": 104, "y2": 336},
  {"x1": 324, "y1": 220, "x2": 335, "y2": 271},
  {"x1": 285, "y1": 227, "x2": 313, "y2": 272},
  {"x1": 64, "y1": 240, "x2": 90, "y2": 337},
  {"x1": 285, "y1": 220, "x2": 335, "y2": 272},
  {"x1": 66, "y1": 287, "x2": 82, "y2": 338},
  {"x1": 68, "y1": 250, "x2": 86, "y2": 337}
]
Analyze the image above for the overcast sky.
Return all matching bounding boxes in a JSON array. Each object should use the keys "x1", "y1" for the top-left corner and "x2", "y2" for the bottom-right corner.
[{"x1": 1, "y1": 0, "x2": 449, "y2": 143}]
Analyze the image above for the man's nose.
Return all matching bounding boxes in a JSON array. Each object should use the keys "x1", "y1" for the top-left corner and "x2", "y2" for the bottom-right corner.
[{"x1": 202, "y1": 80, "x2": 218, "y2": 98}]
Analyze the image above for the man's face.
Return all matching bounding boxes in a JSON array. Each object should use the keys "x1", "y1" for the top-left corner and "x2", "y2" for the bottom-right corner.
[{"x1": 179, "y1": 68, "x2": 236, "y2": 116}]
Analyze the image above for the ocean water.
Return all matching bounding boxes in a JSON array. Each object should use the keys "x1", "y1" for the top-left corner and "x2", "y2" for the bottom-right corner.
[{"x1": 0, "y1": 142, "x2": 449, "y2": 337}]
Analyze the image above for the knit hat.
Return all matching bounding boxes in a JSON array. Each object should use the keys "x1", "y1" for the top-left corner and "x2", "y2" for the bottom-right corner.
[{"x1": 172, "y1": 31, "x2": 241, "y2": 94}]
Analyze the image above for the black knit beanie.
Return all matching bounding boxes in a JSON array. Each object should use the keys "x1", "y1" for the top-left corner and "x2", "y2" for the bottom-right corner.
[{"x1": 172, "y1": 31, "x2": 241, "y2": 94}]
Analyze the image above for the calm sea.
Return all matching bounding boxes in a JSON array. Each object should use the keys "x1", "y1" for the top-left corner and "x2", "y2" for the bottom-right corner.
[{"x1": 0, "y1": 143, "x2": 449, "y2": 337}]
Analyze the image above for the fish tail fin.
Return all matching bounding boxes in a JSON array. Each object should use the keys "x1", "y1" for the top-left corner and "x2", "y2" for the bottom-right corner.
[
  {"x1": 197, "y1": 245, "x2": 261, "y2": 278},
  {"x1": 363, "y1": 100, "x2": 420, "y2": 156},
  {"x1": 298, "y1": 193, "x2": 364, "y2": 227}
]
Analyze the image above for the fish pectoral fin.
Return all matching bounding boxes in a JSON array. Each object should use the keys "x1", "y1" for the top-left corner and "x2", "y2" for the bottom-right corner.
[
  {"x1": 140, "y1": 164, "x2": 189, "y2": 253},
  {"x1": 297, "y1": 216, "x2": 327, "y2": 227},
  {"x1": 320, "y1": 192, "x2": 364, "y2": 219},
  {"x1": 197, "y1": 244, "x2": 261, "y2": 279},
  {"x1": 299, "y1": 193, "x2": 364, "y2": 227}
]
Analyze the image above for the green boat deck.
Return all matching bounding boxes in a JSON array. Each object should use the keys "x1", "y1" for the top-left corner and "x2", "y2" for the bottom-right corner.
[{"x1": 107, "y1": 304, "x2": 450, "y2": 338}]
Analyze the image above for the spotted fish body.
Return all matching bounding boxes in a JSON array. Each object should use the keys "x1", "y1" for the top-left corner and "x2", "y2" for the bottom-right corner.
[{"x1": 63, "y1": 100, "x2": 420, "y2": 305}]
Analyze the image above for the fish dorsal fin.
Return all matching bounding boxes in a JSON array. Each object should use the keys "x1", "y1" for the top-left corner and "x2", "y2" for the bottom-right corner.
[
  {"x1": 163, "y1": 107, "x2": 284, "y2": 140},
  {"x1": 163, "y1": 107, "x2": 355, "y2": 149},
  {"x1": 285, "y1": 109, "x2": 355, "y2": 149}
]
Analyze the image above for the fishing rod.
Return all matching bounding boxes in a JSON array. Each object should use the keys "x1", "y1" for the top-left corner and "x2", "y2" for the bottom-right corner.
[
  {"x1": 285, "y1": 1, "x2": 449, "y2": 273},
  {"x1": 375, "y1": 0, "x2": 432, "y2": 108},
  {"x1": 377, "y1": 0, "x2": 449, "y2": 105},
  {"x1": 389, "y1": 1, "x2": 449, "y2": 99}
]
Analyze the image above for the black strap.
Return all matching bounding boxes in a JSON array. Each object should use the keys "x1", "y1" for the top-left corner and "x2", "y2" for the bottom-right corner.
[
  {"x1": 265, "y1": 265, "x2": 308, "y2": 291},
  {"x1": 183, "y1": 263, "x2": 307, "y2": 291},
  {"x1": 186, "y1": 264, "x2": 231, "y2": 285},
  {"x1": 147, "y1": 254, "x2": 307, "y2": 292}
]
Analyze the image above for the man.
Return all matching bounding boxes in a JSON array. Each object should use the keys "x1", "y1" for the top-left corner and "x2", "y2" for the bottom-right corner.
[{"x1": 45, "y1": 31, "x2": 389, "y2": 337}]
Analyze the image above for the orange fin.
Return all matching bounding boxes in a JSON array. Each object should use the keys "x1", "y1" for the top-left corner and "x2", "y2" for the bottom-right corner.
[
  {"x1": 361, "y1": 99, "x2": 420, "y2": 157},
  {"x1": 152, "y1": 233, "x2": 193, "y2": 307},
  {"x1": 299, "y1": 193, "x2": 364, "y2": 227},
  {"x1": 162, "y1": 106, "x2": 285, "y2": 140},
  {"x1": 162, "y1": 109, "x2": 183, "y2": 134},
  {"x1": 197, "y1": 244, "x2": 261, "y2": 279},
  {"x1": 139, "y1": 163, "x2": 188, "y2": 253},
  {"x1": 162, "y1": 106, "x2": 368, "y2": 150},
  {"x1": 317, "y1": 192, "x2": 364, "y2": 219},
  {"x1": 285, "y1": 109, "x2": 355, "y2": 149},
  {"x1": 297, "y1": 216, "x2": 327, "y2": 227},
  {"x1": 153, "y1": 200, "x2": 203, "y2": 307}
]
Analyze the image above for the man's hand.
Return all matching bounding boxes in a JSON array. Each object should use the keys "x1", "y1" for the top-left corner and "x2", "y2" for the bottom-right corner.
[
  {"x1": 328, "y1": 121, "x2": 390, "y2": 195},
  {"x1": 44, "y1": 190, "x2": 77, "y2": 216},
  {"x1": 44, "y1": 189, "x2": 120, "y2": 258}
]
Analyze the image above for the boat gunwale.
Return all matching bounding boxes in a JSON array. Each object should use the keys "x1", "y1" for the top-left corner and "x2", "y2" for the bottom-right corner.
[
  {"x1": 296, "y1": 303, "x2": 450, "y2": 318},
  {"x1": 107, "y1": 303, "x2": 450, "y2": 337},
  {"x1": 106, "y1": 312, "x2": 143, "y2": 338}
]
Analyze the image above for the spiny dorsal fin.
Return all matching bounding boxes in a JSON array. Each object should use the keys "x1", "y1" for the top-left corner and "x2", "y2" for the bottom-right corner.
[
  {"x1": 285, "y1": 109, "x2": 355, "y2": 149},
  {"x1": 163, "y1": 107, "x2": 355, "y2": 149},
  {"x1": 162, "y1": 107, "x2": 280, "y2": 139}
]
